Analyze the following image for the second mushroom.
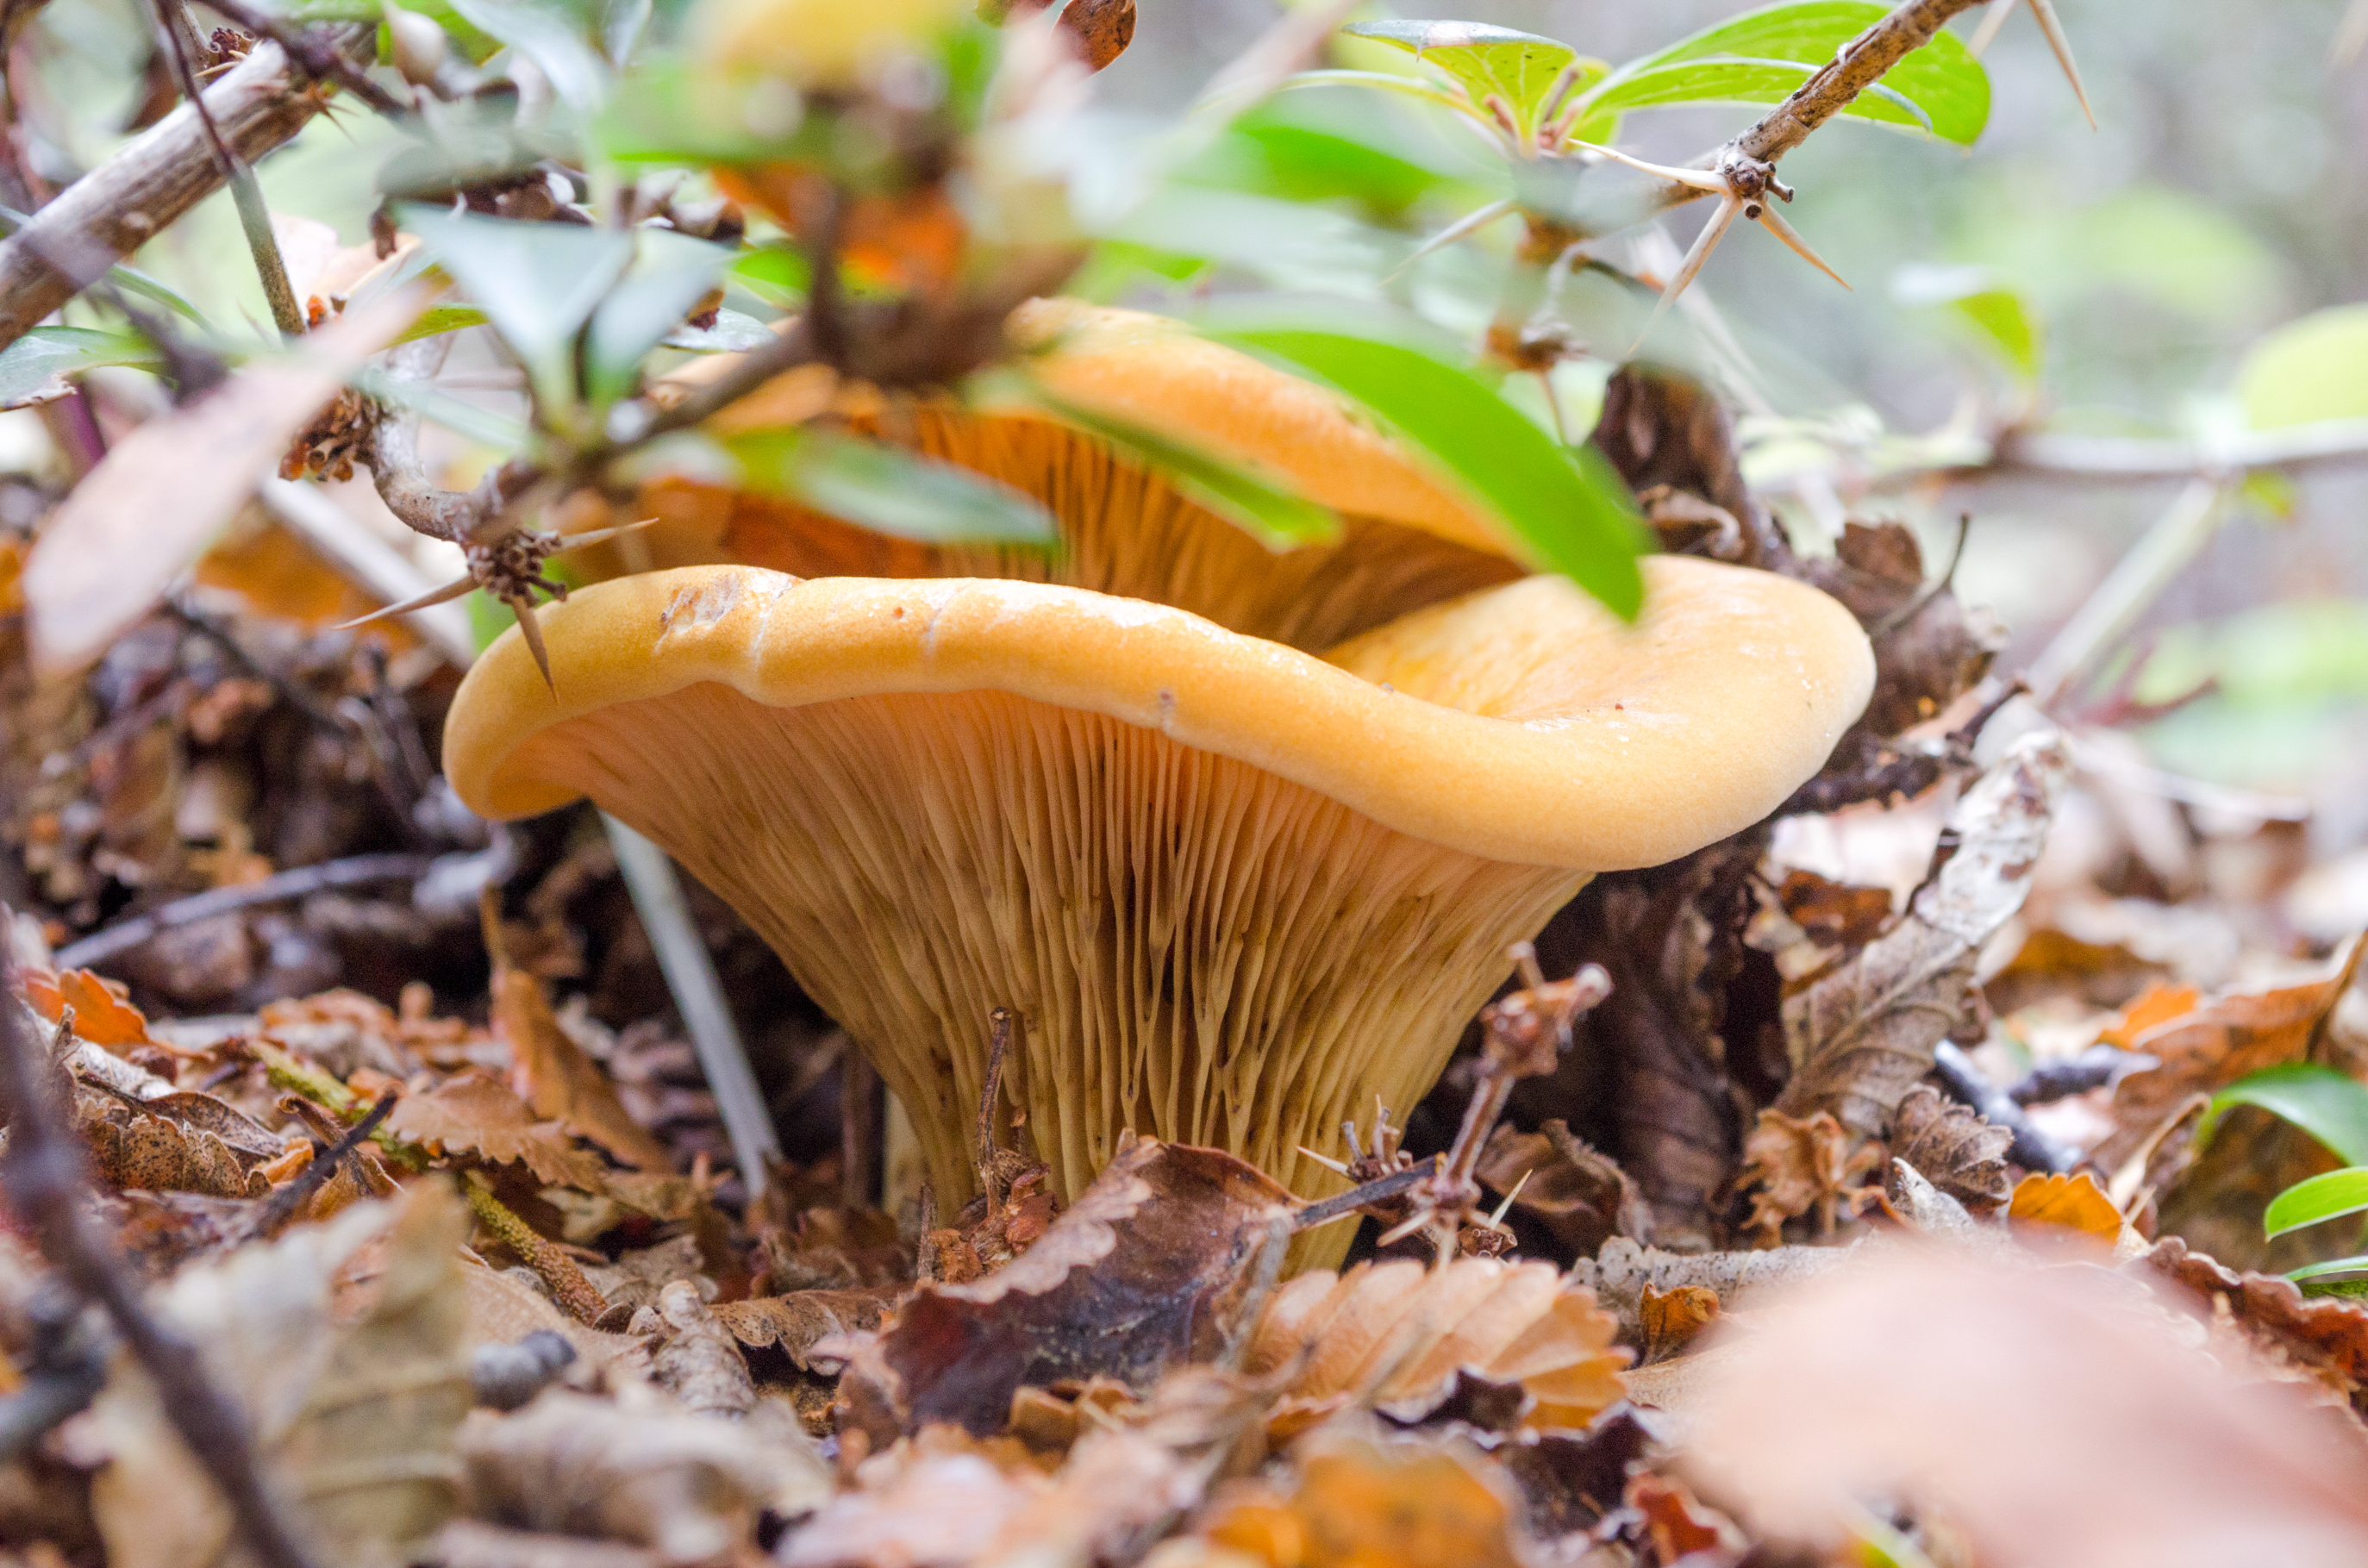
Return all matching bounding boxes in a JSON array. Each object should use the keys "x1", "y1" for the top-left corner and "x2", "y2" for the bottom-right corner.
[{"x1": 445, "y1": 559, "x2": 1871, "y2": 1269}]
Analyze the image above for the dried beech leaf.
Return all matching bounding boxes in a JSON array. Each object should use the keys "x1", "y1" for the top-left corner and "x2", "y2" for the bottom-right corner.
[
  {"x1": 1777, "y1": 732, "x2": 2071, "y2": 1135},
  {"x1": 1885, "y1": 1084, "x2": 2012, "y2": 1215},
  {"x1": 647, "y1": 1281, "x2": 755, "y2": 1420},
  {"x1": 384, "y1": 1072, "x2": 610, "y2": 1190},
  {"x1": 1202, "y1": 1435, "x2": 1523, "y2": 1568},
  {"x1": 1247, "y1": 1258, "x2": 1630, "y2": 1433},
  {"x1": 76, "y1": 1096, "x2": 270, "y2": 1200},
  {"x1": 2102, "y1": 984, "x2": 2204, "y2": 1049},
  {"x1": 1568, "y1": 1237, "x2": 1854, "y2": 1344},
  {"x1": 837, "y1": 1140, "x2": 1296, "y2": 1439},
  {"x1": 1628, "y1": 1471, "x2": 1746, "y2": 1562},
  {"x1": 1776, "y1": 868, "x2": 1895, "y2": 948},
  {"x1": 496, "y1": 962, "x2": 672, "y2": 1171},
  {"x1": 580, "y1": 1234, "x2": 709, "y2": 1316},
  {"x1": 22, "y1": 967, "x2": 154, "y2": 1047},
  {"x1": 1638, "y1": 1285, "x2": 1721, "y2": 1365},
  {"x1": 1798, "y1": 521, "x2": 2002, "y2": 739},
  {"x1": 713, "y1": 1288, "x2": 898, "y2": 1369},
  {"x1": 2102, "y1": 942, "x2": 2364, "y2": 1167},
  {"x1": 2008, "y1": 1171, "x2": 2127, "y2": 1246},
  {"x1": 2142, "y1": 1236, "x2": 2368, "y2": 1419}
]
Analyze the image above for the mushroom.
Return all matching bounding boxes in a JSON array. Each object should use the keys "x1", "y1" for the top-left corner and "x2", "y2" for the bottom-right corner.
[
  {"x1": 444, "y1": 558, "x2": 1872, "y2": 1267},
  {"x1": 592, "y1": 299, "x2": 1529, "y2": 651}
]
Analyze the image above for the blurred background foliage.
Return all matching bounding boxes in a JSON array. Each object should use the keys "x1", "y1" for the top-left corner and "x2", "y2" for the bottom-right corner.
[{"x1": 14, "y1": 0, "x2": 2368, "y2": 834}]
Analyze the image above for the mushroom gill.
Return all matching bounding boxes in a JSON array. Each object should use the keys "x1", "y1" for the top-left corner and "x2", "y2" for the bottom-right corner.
[
  {"x1": 588, "y1": 299, "x2": 1527, "y2": 651},
  {"x1": 444, "y1": 560, "x2": 1873, "y2": 1269}
]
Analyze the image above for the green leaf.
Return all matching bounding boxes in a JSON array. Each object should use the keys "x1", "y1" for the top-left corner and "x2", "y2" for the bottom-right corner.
[
  {"x1": 724, "y1": 429, "x2": 1057, "y2": 546},
  {"x1": 2235, "y1": 305, "x2": 2368, "y2": 431},
  {"x1": 1340, "y1": 22, "x2": 1599, "y2": 134},
  {"x1": 2287, "y1": 1253, "x2": 2368, "y2": 1292},
  {"x1": 2202, "y1": 1064, "x2": 2368, "y2": 1168},
  {"x1": 357, "y1": 365, "x2": 533, "y2": 453},
  {"x1": 399, "y1": 205, "x2": 632, "y2": 408},
  {"x1": 387, "y1": 303, "x2": 494, "y2": 347},
  {"x1": 731, "y1": 247, "x2": 811, "y2": 309},
  {"x1": 1024, "y1": 386, "x2": 1340, "y2": 550},
  {"x1": 2264, "y1": 1166, "x2": 2368, "y2": 1241},
  {"x1": 1194, "y1": 303, "x2": 1646, "y2": 616},
  {"x1": 584, "y1": 229, "x2": 733, "y2": 406},
  {"x1": 1580, "y1": 1, "x2": 1989, "y2": 145},
  {"x1": 597, "y1": 57, "x2": 835, "y2": 166},
  {"x1": 1894, "y1": 264, "x2": 2045, "y2": 382},
  {"x1": 1280, "y1": 68, "x2": 1487, "y2": 122},
  {"x1": 444, "y1": 0, "x2": 610, "y2": 109},
  {"x1": 0, "y1": 327, "x2": 161, "y2": 409}
]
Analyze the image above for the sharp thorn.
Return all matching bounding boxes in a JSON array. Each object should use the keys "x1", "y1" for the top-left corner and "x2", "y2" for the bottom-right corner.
[
  {"x1": 331, "y1": 572, "x2": 476, "y2": 630},
  {"x1": 1377, "y1": 1213, "x2": 1430, "y2": 1247},
  {"x1": 512, "y1": 597, "x2": 556, "y2": 696},
  {"x1": 1488, "y1": 1167, "x2": 1534, "y2": 1228},
  {"x1": 1633, "y1": 194, "x2": 1742, "y2": 351},
  {"x1": 1752, "y1": 201, "x2": 1851, "y2": 290},
  {"x1": 1966, "y1": 0, "x2": 2014, "y2": 56},
  {"x1": 1383, "y1": 197, "x2": 1517, "y2": 284},
  {"x1": 547, "y1": 516, "x2": 662, "y2": 554},
  {"x1": 2024, "y1": 0, "x2": 2096, "y2": 129},
  {"x1": 1572, "y1": 141, "x2": 1728, "y2": 192},
  {"x1": 1297, "y1": 1146, "x2": 1353, "y2": 1176}
]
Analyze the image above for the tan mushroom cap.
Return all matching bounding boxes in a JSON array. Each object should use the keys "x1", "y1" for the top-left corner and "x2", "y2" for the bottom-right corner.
[
  {"x1": 600, "y1": 299, "x2": 1527, "y2": 651},
  {"x1": 445, "y1": 558, "x2": 1871, "y2": 1266}
]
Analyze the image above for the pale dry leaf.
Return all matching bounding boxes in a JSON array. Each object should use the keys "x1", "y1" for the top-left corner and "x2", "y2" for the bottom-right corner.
[
  {"x1": 22, "y1": 287, "x2": 428, "y2": 673},
  {"x1": 711, "y1": 1287, "x2": 898, "y2": 1370},
  {"x1": 579, "y1": 1234, "x2": 710, "y2": 1317},
  {"x1": 1735, "y1": 1108, "x2": 1884, "y2": 1244},
  {"x1": 1885, "y1": 1084, "x2": 2012, "y2": 1215},
  {"x1": 647, "y1": 1280, "x2": 755, "y2": 1420},
  {"x1": 1247, "y1": 1257, "x2": 1629, "y2": 1432},
  {"x1": 1568, "y1": 1237, "x2": 1855, "y2": 1344},
  {"x1": 1776, "y1": 732, "x2": 2071, "y2": 1134},
  {"x1": 1681, "y1": 1248, "x2": 2368, "y2": 1568}
]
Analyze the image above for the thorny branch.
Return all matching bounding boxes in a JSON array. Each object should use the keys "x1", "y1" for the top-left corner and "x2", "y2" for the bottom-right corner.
[
  {"x1": 0, "y1": 984, "x2": 326, "y2": 1568},
  {"x1": 0, "y1": 41, "x2": 334, "y2": 352},
  {"x1": 197, "y1": 1, "x2": 407, "y2": 116}
]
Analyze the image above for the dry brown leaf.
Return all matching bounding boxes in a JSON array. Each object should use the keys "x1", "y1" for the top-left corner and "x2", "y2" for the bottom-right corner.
[
  {"x1": 1680, "y1": 1248, "x2": 2368, "y2": 1568},
  {"x1": 647, "y1": 1280, "x2": 756, "y2": 1420},
  {"x1": 1201, "y1": 1435, "x2": 1523, "y2": 1568},
  {"x1": 1474, "y1": 1121, "x2": 1651, "y2": 1256},
  {"x1": 2141, "y1": 1236, "x2": 2368, "y2": 1418},
  {"x1": 713, "y1": 1288, "x2": 899, "y2": 1370},
  {"x1": 580, "y1": 1234, "x2": 709, "y2": 1317},
  {"x1": 1628, "y1": 1471, "x2": 1746, "y2": 1564},
  {"x1": 459, "y1": 1265, "x2": 647, "y2": 1377},
  {"x1": 1776, "y1": 732, "x2": 2071, "y2": 1135},
  {"x1": 495, "y1": 959, "x2": 671, "y2": 1171},
  {"x1": 2102, "y1": 984, "x2": 2205, "y2": 1048},
  {"x1": 1736, "y1": 1108, "x2": 1885, "y2": 1244},
  {"x1": 1885, "y1": 1084, "x2": 2013, "y2": 1215},
  {"x1": 384, "y1": 1071, "x2": 610, "y2": 1190},
  {"x1": 21, "y1": 968, "x2": 153, "y2": 1048},
  {"x1": 834, "y1": 1139, "x2": 1297, "y2": 1440},
  {"x1": 1569, "y1": 1237, "x2": 1853, "y2": 1345},
  {"x1": 1247, "y1": 1257, "x2": 1629, "y2": 1432},
  {"x1": 22, "y1": 287, "x2": 428, "y2": 673},
  {"x1": 1776, "y1": 868, "x2": 1895, "y2": 948},
  {"x1": 88, "y1": 1184, "x2": 471, "y2": 1568},
  {"x1": 460, "y1": 1385, "x2": 828, "y2": 1563},
  {"x1": 2102, "y1": 941, "x2": 2365, "y2": 1166},
  {"x1": 1638, "y1": 1285, "x2": 1721, "y2": 1365},
  {"x1": 430, "y1": 1520, "x2": 661, "y2": 1568},
  {"x1": 2008, "y1": 1171, "x2": 2127, "y2": 1247}
]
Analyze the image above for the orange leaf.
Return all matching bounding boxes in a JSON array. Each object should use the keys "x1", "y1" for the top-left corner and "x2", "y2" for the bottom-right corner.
[
  {"x1": 2100, "y1": 984, "x2": 2202, "y2": 1049},
  {"x1": 22, "y1": 968, "x2": 153, "y2": 1047},
  {"x1": 2007, "y1": 1171, "x2": 2123, "y2": 1243}
]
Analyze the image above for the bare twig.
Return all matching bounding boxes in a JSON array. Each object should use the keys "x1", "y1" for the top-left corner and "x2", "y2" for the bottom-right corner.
[
  {"x1": 1290, "y1": 1156, "x2": 1442, "y2": 1232},
  {"x1": 146, "y1": 0, "x2": 303, "y2": 335},
  {"x1": 2023, "y1": 478, "x2": 2222, "y2": 709},
  {"x1": 1990, "y1": 419, "x2": 2368, "y2": 478},
  {"x1": 363, "y1": 338, "x2": 540, "y2": 545},
  {"x1": 0, "y1": 41, "x2": 328, "y2": 351},
  {"x1": 50, "y1": 852, "x2": 434, "y2": 970},
  {"x1": 1930, "y1": 1040, "x2": 2076, "y2": 1173},
  {"x1": 251, "y1": 1087, "x2": 399, "y2": 1237},
  {"x1": 0, "y1": 976, "x2": 326, "y2": 1568}
]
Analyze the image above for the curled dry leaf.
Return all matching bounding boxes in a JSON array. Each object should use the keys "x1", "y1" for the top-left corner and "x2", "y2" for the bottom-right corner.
[
  {"x1": 460, "y1": 1385, "x2": 829, "y2": 1564},
  {"x1": 1200, "y1": 1435, "x2": 1524, "y2": 1568},
  {"x1": 1501, "y1": 1403, "x2": 1667, "y2": 1540},
  {"x1": 1776, "y1": 731, "x2": 2071, "y2": 1136},
  {"x1": 21, "y1": 967, "x2": 154, "y2": 1048},
  {"x1": 712, "y1": 1287, "x2": 899, "y2": 1370},
  {"x1": 1797, "y1": 521, "x2": 2002, "y2": 742},
  {"x1": 75, "y1": 1095, "x2": 271, "y2": 1199},
  {"x1": 1246, "y1": 1258, "x2": 1630, "y2": 1433},
  {"x1": 384, "y1": 1071, "x2": 611, "y2": 1190},
  {"x1": 1735, "y1": 1108, "x2": 1884, "y2": 1244},
  {"x1": 834, "y1": 1140, "x2": 1297, "y2": 1440},
  {"x1": 1626, "y1": 1471, "x2": 1746, "y2": 1565},
  {"x1": 1474, "y1": 1120, "x2": 1652, "y2": 1256},
  {"x1": 2141, "y1": 1236, "x2": 2368, "y2": 1420},
  {"x1": 646, "y1": 1280, "x2": 756, "y2": 1419},
  {"x1": 1680, "y1": 1249, "x2": 2368, "y2": 1568},
  {"x1": 494, "y1": 952, "x2": 672, "y2": 1171},
  {"x1": 1885, "y1": 1084, "x2": 2012, "y2": 1215},
  {"x1": 87, "y1": 1183, "x2": 472, "y2": 1568}
]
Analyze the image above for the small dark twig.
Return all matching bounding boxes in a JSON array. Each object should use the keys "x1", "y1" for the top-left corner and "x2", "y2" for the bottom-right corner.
[
  {"x1": 1778, "y1": 676, "x2": 2027, "y2": 818},
  {"x1": 251, "y1": 1088, "x2": 398, "y2": 1237},
  {"x1": 1291, "y1": 1157, "x2": 1442, "y2": 1233},
  {"x1": 0, "y1": 967, "x2": 325, "y2": 1568},
  {"x1": 52, "y1": 853, "x2": 434, "y2": 970},
  {"x1": 2007, "y1": 1045, "x2": 2144, "y2": 1107},
  {"x1": 1931, "y1": 1040, "x2": 2076, "y2": 1173}
]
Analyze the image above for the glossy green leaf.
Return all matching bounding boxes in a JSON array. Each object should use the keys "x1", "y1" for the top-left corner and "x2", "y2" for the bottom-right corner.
[
  {"x1": 1341, "y1": 22, "x2": 1599, "y2": 134},
  {"x1": 399, "y1": 204, "x2": 632, "y2": 407},
  {"x1": 1028, "y1": 389, "x2": 1340, "y2": 549},
  {"x1": 2264, "y1": 1166, "x2": 2368, "y2": 1241},
  {"x1": 2287, "y1": 1253, "x2": 2368, "y2": 1291},
  {"x1": 2236, "y1": 305, "x2": 2368, "y2": 431},
  {"x1": 0, "y1": 327, "x2": 160, "y2": 409},
  {"x1": 731, "y1": 247, "x2": 811, "y2": 309},
  {"x1": 725, "y1": 429, "x2": 1057, "y2": 546},
  {"x1": 2201, "y1": 1064, "x2": 2368, "y2": 1167},
  {"x1": 1195, "y1": 303, "x2": 1646, "y2": 616},
  {"x1": 1581, "y1": 1, "x2": 1989, "y2": 145},
  {"x1": 1895, "y1": 264, "x2": 2044, "y2": 381},
  {"x1": 387, "y1": 303, "x2": 494, "y2": 347}
]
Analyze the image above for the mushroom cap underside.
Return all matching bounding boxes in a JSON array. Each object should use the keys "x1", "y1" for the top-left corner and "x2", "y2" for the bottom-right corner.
[{"x1": 445, "y1": 558, "x2": 1872, "y2": 872}]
